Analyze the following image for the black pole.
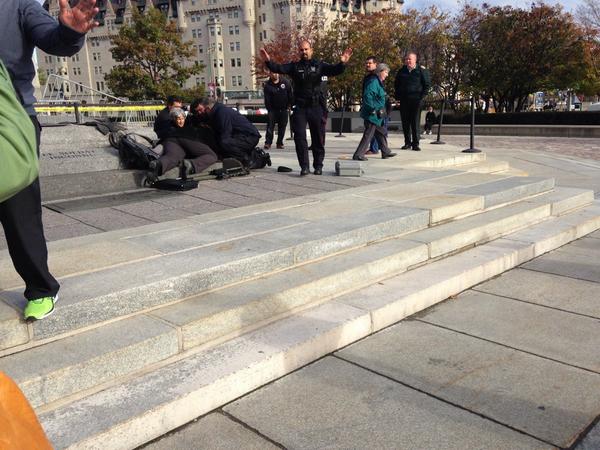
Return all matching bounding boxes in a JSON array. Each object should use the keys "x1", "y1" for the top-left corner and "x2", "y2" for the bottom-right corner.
[
  {"x1": 462, "y1": 96, "x2": 481, "y2": 153},
  {"x1": 335, "y1": 99, "x2": 346, "y2": 138},
  {"x1": 430, "y1": 98, "x2": 446, "y2": 145},
  {"x1": 286, "y1": 109, "x2": 293, "y2": 140}
]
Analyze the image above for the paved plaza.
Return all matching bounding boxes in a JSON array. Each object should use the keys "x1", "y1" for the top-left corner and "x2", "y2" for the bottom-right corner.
[{"x1": 142, "y1": 230, "x2": 600, "y2": 450}]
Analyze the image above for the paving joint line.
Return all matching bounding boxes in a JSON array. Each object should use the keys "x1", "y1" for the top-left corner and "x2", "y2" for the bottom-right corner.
[
  {"x1": 519, "y1": 267, "x2": 600, "y2": 286},
  {"x1": 332, "y1": 354, "x2": 559, "y2": 449},
  {"x1": 568, "y1": 414, "x2": 600, "y2": 450},
  {"x1": 414, "y1": 319, "x2": 600, "y2": 375},
  {"x1": 218, "y1": 410, "x2": 287, "y2": 449},
  {"x1": 470, "y1": 288, "x2": 600, "y2": 320}
]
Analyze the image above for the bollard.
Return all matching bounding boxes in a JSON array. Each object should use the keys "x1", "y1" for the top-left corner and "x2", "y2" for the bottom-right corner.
[
  {"x1": 74, "y1": 102, "x2": 81, "y2": 125},
  {"x1": 335, "y1": 104, "x2": 346, "y2": 138},
  {"x1": 462, "y1": 96, "x2": 481, "y2": 153},
  {"x1": 286, "y1": 109, "x2": 294, "y2": 141},
  {"x1": 430, "y1": 98, "x2": 446, "y2": 145}
]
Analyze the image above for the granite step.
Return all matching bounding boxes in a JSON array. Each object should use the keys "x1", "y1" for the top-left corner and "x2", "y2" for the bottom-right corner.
[
  {"x1": 36, "y1": 201, "x2": 600, "y2": 450},
  {"x1": 0, "y1": 178, "x2": 573, "y2": 354},
  {"x1": 0, "y1": 188, "x2": 592, "y2": 411}
]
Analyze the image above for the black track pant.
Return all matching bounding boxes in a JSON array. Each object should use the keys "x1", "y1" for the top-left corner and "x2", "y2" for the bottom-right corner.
[
  {"x1": 400, "y1": 97, "x2": 422, "y2": 146},
  {"x1": 220, "y1": 134, "x2": 260, "y2": 166},
  {"x1": 291, "y1": 105, "x2": 324, "y2": 171},
  {"x1": 265, "y1": 110, "x2": 288, "y2": 146},
  {"x1": 0, "y1": 117, "x2": 59, "y2": 300},
  {"x1": 160, "y1": 137, "x2": 218, "y2": 174}
]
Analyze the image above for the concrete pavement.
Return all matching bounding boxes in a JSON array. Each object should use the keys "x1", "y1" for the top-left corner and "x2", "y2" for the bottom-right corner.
[{"x1": 143, "y1": 230, "x2": 600, "y2": 450}]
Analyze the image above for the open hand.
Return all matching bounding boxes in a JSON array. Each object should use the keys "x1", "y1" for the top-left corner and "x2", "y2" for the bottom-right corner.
[
  {"x1": 260, "y1": 47, "x2": 271, "y2": 61},
  {"x1": 59, "y1": 0, "x2": 99, "y2": 34},
  {"x1": 340, "y1": 47, "x2": 353, "y2": 63}
]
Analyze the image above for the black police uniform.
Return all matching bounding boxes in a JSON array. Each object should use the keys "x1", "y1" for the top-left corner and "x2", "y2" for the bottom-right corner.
[
  {"x1": 263, "y1": 77, "x2": 292, "y2": 147},
  {"x1": 394, "y1": 65, "x2": 431, "y2": 149},
  {"x1": 266, "y1": 58, "x2": 345, "y2": 172}
]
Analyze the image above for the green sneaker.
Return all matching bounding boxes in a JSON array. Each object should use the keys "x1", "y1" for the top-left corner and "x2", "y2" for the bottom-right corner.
[{"x1": 23, "y1": 295, "x2": 58, "y2": 321}]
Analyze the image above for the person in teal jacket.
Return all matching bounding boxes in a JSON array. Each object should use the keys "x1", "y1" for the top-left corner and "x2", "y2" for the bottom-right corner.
[{"x1": 353, "y1": 63, "x2": 397, "y2": 161}]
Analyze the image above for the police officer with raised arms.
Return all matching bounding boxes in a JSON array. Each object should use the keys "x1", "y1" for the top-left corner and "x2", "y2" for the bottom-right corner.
[{"x1": 260, "y1": 41, "x2": 352, "y2": 175}]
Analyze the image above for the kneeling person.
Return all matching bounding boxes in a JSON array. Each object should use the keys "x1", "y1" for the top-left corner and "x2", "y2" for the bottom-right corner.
[
  {"x1": 151, "y1": 108, "x2": 218, "y2": 177},
  {"x1": 194, "y1": 97, "x2": 261, "y2": 167}
]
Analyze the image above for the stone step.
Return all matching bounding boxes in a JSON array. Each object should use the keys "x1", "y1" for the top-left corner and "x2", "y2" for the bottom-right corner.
[
  {"x1": 0, "y1": 179, "x2": 572, "y2": 354},
  {"x1": 454, "y1": 159, "x2": 510, "y2": 174},
  {"x1": 0, "y1": 188, "x2": 592, "y2": 411},
  {"x1": 36, "y1": 201, "x2": 600, "y2": 450}
]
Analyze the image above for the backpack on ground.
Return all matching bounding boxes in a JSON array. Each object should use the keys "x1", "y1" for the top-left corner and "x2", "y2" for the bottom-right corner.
[
  {"x1": 110, "y1": 131, "x2": 161, "y2": 170},
  {"x1": 247, "y1": 147, "x2": 271, "y2": 170},
  {"x1": 0, "y1": 60, "x2": 38, "y2": 203}
]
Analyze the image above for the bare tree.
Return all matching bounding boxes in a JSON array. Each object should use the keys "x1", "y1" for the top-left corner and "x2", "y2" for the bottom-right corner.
[{"x1": 577, "y1": 0, "x2": 600, "y2": 32}]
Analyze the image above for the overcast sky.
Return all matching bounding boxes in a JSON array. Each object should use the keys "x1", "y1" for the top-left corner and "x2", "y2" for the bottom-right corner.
[{"x1": 402, "y1": 0, "x2": 583, "y2": 15}]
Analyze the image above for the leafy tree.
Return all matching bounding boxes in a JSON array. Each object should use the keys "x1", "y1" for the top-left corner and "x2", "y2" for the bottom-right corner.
[{"x1": 105, "y1": 7, "x2": 203, "y2": 100}]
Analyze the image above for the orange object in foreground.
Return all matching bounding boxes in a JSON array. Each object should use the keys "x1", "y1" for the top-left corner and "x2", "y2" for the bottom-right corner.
[{"x1": 0, "y1": 372, "x2": 52, "y2": 450}]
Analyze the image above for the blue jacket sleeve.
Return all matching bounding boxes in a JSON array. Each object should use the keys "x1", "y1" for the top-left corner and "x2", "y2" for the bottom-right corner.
[{"x1": 21, "y1": 0, "x2": 85, "y2": 57}]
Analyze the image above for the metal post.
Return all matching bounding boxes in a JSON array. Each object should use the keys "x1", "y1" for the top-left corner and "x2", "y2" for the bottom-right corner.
[
  {"x1": 430, "y1": 98, "x2": 446, "y2": 145},
  {"x1": 462, "y1": 96, "x2": 481, "y2": 153},
  {"x1": 286, "y1": 109, "x2": 294, "y2": 140},
  {"x1": 74, "y1": 102, "x2": 81, "y2": 125},
  {"x1": 335, "y1": 99, "x2": 346, "y2": 138}
]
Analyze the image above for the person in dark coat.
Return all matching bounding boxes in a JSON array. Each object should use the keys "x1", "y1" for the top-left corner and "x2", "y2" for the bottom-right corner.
[
  {"x1": 149, "y1": 108, "x2": 218, "y2": 177},
  {"x1": 352, "y1": 63, "x2": 396, "y2": 161},
  {"x1": 0, "y1": 0, "x2": 98, "y2": 321},
  {"x1": 260, "y1": 41, "x2": 353, "y2": 176},
  {"x1": 394, "y1": 52, "x2": 431, "y2": 151},
  {"x1": 153, "y1": 95, "x2": 183, "y2": 140},
  {"x1": 193, "y1": 97, "x2": 261, "y2": 166},
  {"x1": 424, "y1": 105, "x2": 437, "y2": 135},
  {"x1": 263, "y1": 71, "x2": 292, "y2": 149}
]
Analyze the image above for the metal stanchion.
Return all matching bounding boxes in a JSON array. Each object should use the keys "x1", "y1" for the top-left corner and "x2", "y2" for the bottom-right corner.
[
  {"x1": 74, "y1": 102, "x2": 81, "y2": 125},
  {"x1": 462, "y1": 96, "x2": 481, "y2": 153},
  {"x1": 430, "y1": 98, "x2": 446, "y2": 145},
  {"x1": 335, "y1": 102, "x2": 346, "y2": 138},
  {"x1": 286, "y1": 109, "x2": 294, "y2": 141}
]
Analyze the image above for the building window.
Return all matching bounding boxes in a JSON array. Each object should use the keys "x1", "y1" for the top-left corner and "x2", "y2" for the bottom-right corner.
[
  {"x1": 218, "y1": 43, "x2": 222, "y2": 51},
  {"x1": 219, "y1": 59, "x2": 223, "y2": 67},
  {"x1": 236, "y1": 42, "x2": 241, "y2": 51},
  {"x1": 230, "y1": 58, "x2": 235, "y2": 67},
  {"x1": 231, "y1": 76, "x2": 237, "y2": 87},
  {"x1": 229, "y1": 42, "x2": 235, "y2": 51},
  {"x1": 237, "y1": 75, "x2": 242, "y2": 86},
  {"x1": 234, "y1": 25, "x2": 239, "y2": 35},
  {"x1": 229, "y1": 25, "x2": 234, "y2": 35},
  {"x1": 236, "y1": 58, "x2": 241, "y2": 67}
]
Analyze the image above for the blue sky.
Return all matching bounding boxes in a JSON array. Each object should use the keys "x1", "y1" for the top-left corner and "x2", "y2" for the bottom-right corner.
[{"x1": 402, "y1": 0, "x2": 583, "y2": 15}]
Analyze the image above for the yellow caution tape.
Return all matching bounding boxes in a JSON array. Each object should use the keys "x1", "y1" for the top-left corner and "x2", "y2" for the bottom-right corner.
[{"x1": 35, "y1": 105, "x2": 163, "y2": 113}]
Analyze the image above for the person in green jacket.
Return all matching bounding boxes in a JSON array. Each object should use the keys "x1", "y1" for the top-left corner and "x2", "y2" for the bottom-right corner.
[{"x1": 353, "y1": 63, "x2": 397, "y2": 161}]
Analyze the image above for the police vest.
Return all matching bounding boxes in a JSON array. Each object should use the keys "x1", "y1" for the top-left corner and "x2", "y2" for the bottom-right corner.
[{"x1": 292, "y1": 60, "x2": 323, "y2": 107}]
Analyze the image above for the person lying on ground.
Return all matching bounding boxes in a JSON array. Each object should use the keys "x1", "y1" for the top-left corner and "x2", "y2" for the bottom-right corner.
[{"x1": 149, "y1": 108, "x2": 218, "y2": 177}]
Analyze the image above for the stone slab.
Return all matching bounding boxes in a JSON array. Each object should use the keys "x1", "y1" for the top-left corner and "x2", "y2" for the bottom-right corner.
[
  {"x1": 123, "y1": 212, "x2": 305, "y2": 254},
  {"x1": 151, "y1": 239, "x2": 427, "y2": 349},
  {"x1": 339, "y1": 320, "x2": 600, "y2": 447},
  {"x1": 225, "y1": 356, "x2": 547, "y2": 450},
  {"x1": 522, "y1": 237, "x2": 600, "y2": 283},
  {"x1": 0, "y1": 315, "x2": 179, "y2": 408},
  {"x1": 576, "y1": 421, "x2": 600, "y2": 450},
  {"x1": 523, "y1": 187, "x2": 594, "y2": 216},
  {"x1": 459, "y1": 159, "x2": 510, "y2": 174},
  {"x1": 0, "y1": 240, "x2": 162, "y2": 291},
  {"x1": 0, "y1": 300, "x2": 28, "y2": 349},
  {"x1": 475, "y1": 268, "x2": 600, "y2": 319},
  {"x1": 112, "y1": 201, "x2": 194, "y2": 223},
  {"x1": 419, "y1": 290, "x2": 600, "y2": 373},
  {"x1": 63, "y1": 207, "x2": 155, "y2": 231},
  {"x1": 351, "y1": 181, "x2": 448, "y2": 203},
  {"x1": 399, "y1": 194, "x2": 484, "y2": 224},
  {"x1": 405, "y1": 202, "x2": 551, "y2": 258},
  {"x1": 505, "y1": 203, "x2": 600, "y2": 257},
  {"x1": 450, "y1": 176, "x2": 555, "y2": 208},
  {"x1": 426, "y1": 172, "x2": 509, "y2": 186},
  {"x1": 141, "y1": 413, "x2": 279, "y2": 450},
  {"x1": 337, "y1": 238, "x2": 534, "y2": 331},
  {"x1": 40, "y1": 302, "x2": 371, "y2": 450}
]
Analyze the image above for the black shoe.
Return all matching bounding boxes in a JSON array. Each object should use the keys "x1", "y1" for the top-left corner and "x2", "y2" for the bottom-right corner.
[
  {"x1": 401, "y1": 144, "x2": 412, "y2": 150},
  {"x1": 412, "y1": 146, "x2": 421, "y2": 151},
  {"x1": 381, "y1": 152, "x2": 397, "y2": 159},
  {"x1": 313, "y1": 168, "x2": 322, "y2": 175},
  {"x1": 148, "y1": 160, "x2": 162, "y2": 176},
  {"x1": 300, "y1": 168, "x2": 310, "y2": 176},
  {"x1": 353, "y1": 155, "x2": 368, "y2": 161}
]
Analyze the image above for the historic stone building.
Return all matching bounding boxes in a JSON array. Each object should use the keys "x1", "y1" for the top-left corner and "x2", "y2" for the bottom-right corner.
[{"x1": 37, "y1": 0, "x2": 403, "y2": 101}]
